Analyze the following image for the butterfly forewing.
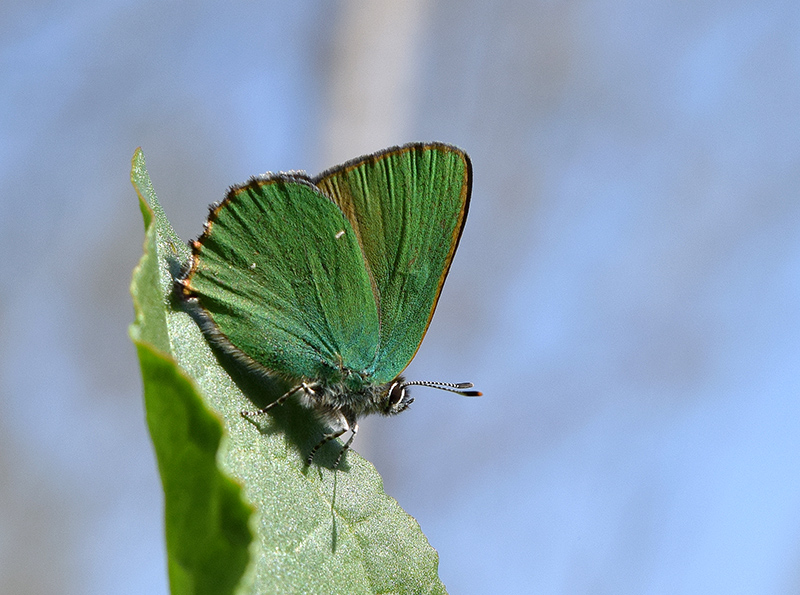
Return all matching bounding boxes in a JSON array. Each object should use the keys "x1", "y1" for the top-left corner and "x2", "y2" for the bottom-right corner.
[
  {"x1": 183, "y1": 175, "x2": 381, "y2": 380},
  {"x1": 313, "y1": 143, "x2": 472, "y2": 382}
]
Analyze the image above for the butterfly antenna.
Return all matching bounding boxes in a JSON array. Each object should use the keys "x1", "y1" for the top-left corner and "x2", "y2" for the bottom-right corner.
[{"x1": 401, "y1": 380, "x2": 482, "y2": 397}]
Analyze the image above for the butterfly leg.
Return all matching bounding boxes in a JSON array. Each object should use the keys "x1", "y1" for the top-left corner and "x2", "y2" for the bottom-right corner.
[
  {"x1": 333, "y1": 422, "x2": 358, "y2": 469},
  {"x1": 307, "y1": 407, "x2": 358, "y2": 467},
  {"x1": 307, "y1": 427, "x2": 347, "y2": 466},
  {"x1": 240, "y1": 383, "x2": 311, "y2": 419}
]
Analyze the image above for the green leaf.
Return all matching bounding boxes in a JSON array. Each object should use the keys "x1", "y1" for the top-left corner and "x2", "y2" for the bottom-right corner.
[
  {"x1": 129, "y1": 149, "x2": 448, "y2": 595},
  {"x1": 130, "y1": 149, "x2": 253, "y2": 595}
]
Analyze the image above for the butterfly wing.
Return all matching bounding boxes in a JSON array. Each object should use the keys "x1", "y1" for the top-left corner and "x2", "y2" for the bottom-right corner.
[
  {"x1": 313, "y1": 143, "x2": 472, "y2": 382},
  {"x1": 181, "y1": 174, "x2": 381, "y2": 381}
]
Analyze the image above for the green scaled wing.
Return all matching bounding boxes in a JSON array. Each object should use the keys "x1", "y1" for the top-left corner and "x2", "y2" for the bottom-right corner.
[
  {"x1": 181, "y1": 175, "x2": 380, "y2": 381},
  {"x1": 313, "y1": 143, "x2": 472, "y2": 383}
]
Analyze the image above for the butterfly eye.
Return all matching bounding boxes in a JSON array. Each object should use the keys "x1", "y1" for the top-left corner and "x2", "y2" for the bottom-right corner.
[{"x1": 387, "y1": 382, "x2": 405, "y2": 408}]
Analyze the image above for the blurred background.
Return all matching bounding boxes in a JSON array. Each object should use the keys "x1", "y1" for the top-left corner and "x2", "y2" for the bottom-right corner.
[{"x1": 2, "y1": 1, "x2": 799, "y2": 593}]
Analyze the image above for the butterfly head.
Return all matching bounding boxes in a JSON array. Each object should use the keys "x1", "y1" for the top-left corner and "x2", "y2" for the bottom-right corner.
[{"x1": 384, "y1": 379, "x2": 415, "y2": 415}]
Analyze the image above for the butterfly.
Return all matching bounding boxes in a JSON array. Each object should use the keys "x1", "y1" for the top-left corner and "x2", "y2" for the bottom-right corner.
[{"x1": 178, "y1": 142, "x2": 480, "y2": 468}]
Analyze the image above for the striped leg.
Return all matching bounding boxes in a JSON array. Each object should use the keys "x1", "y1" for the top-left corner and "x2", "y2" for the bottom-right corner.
[
  {"x1": 306, "y1": 409, "x2": 352, "y2": 467},
  {"x1": 307, "y1": 428, "x2": 346, "y2": 466},
  {"x1": 240, "y1": 383, "x2": 313, "y2": 418},
  {"x1": 333, "y1": 422, "x2": 359, "y2": 469}
]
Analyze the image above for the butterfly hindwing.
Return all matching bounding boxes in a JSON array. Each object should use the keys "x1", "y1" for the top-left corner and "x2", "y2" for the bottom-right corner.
[
  {"x1": 182, "y1": 175, "x2": 381, "y2": 381},
  {"x1": 313, "y1": 143, "x2": 472, "y2": 382}
]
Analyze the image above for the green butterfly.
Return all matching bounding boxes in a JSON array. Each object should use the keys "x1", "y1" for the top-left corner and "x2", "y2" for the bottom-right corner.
[{"x1": 178, "y1": 142, "x2": 480, "y2": 467}]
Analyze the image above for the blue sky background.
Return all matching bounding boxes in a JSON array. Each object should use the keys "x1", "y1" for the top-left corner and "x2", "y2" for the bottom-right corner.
[{"x1": 2, "y1": 1, "x2": 799, "y2": 593}]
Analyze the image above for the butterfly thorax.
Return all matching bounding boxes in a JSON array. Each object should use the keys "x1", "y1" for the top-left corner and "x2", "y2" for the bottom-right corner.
[{"x1": 301, "y1": 367, "x2": 414, "y2": 419}]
